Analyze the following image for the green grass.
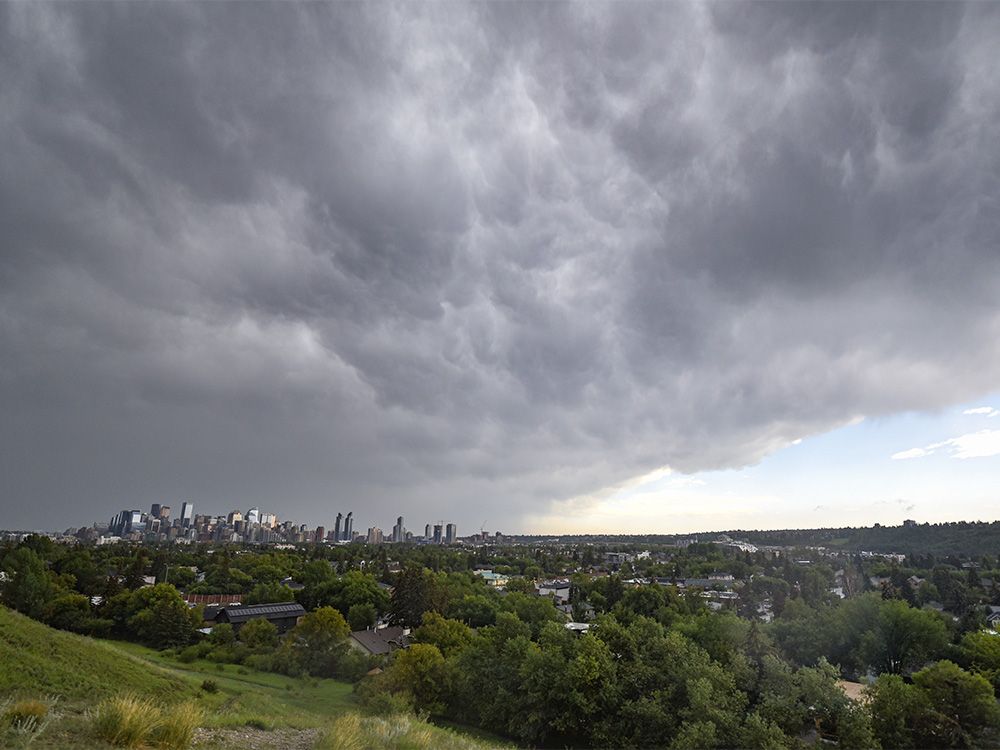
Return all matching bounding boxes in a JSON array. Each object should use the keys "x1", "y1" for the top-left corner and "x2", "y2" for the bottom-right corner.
[
  {"x1": 99, "y1": 640, "x2": 356, "y2": 730},
  {"x1": 0, "y1": 606, "x2": 185, "y2": 701},
  {"x1": 0, "y1": 606, "x2": 508, "y2": 749}
]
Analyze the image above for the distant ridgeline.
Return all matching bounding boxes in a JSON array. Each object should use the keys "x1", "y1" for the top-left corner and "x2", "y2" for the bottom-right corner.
[{"x1": 515, "y1": 521, "x2": 1000, "y2": 557}]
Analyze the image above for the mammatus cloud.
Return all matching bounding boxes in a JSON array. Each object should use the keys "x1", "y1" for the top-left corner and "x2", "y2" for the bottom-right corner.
[{"x1": 2, "y1": 3, "x2": 1000, "y2": 530}]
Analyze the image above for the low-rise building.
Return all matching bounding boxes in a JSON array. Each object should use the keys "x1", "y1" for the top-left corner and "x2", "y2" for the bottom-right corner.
[
  {"x1": 349, "y1": 625, "x2": 410, "y2": 656},
  {"x1": 214, "y1": 602, "x2": 306, "y2": 634},
  {"x1": 538, "y1": 579, "x2": 572, "y2": 604}
]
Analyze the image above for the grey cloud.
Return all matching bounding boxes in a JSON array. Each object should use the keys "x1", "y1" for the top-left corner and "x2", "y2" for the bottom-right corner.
[{"x1": 2, "y1": 2, "x2": 1000, "y2": 531}]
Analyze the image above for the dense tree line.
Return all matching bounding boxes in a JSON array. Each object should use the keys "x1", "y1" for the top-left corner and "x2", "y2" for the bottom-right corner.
[{"x1": 6, "y1": 534, "x2": 1000, "y2": 747}]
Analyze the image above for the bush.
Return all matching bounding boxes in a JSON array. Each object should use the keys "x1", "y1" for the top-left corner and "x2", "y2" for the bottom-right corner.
[
  {"x1": 359, "y1": 689, "x2": 414, "y2": 716},
  {"x1": 148, "y1": 701, "x2": 202, "y2": 750},
  {"x1": 245, "y1": 717, "x2": 270, "y2": 730},
  {"x1": 317, "y1": 712, "x2": 488, "y2": 750},
  {"x1": 176, "y1": 645, "x2": 200, "y2": 664},
  {"x1": 243, "y1": 653, "x2": 275, "y2": 672},
  {"x1": 3, "y1": 699, "x2": 48, "y2": 728},
  {"x1": 88, "y1": 694, "x2": 202, "y2": 749},
  {"x1": 201, "y1": 679, "x2": 219, "y2": 693},
  {"x1": 88, "y1": 694, "x2": 160, "y2": 748}
]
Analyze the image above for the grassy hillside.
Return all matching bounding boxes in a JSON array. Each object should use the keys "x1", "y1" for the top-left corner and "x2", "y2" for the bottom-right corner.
[
  {"x1": 0, "y1": 607, "x2": 505, "y2": 749},
  {"x1": 0, "y1": 606, "x2": 185, "y2": 700}
]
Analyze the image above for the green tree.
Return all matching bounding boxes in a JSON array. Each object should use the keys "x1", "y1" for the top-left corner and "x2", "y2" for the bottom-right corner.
[
  {"x1": 347, "y1": 602, "x2": 377, "y2": 631},
  {"x1": 208, "y1": 622, "x2": 236, "y2": 646},
  {"x1": 239, "y1": 618, "x2": 279, "y2": 650},
  {"x1": 389, "y1": 566, "x2": 446, "y2": 626},
  {"x1": 382, "y1": 643, "x2": 448, "y2": 714},
  {"x1": 282, "y1": 606, "x2": 351, "y2": 677},
  {"x1": 127, "y1": 585, "x2": 200, "y2": 648},
  {"x1": 960, "y1": 630, "x2": 1000, "y2": 690},
  {"x1": 446, "y1": 594, "x2": 499, "y2": 628},
  {"x1": 913, "y1": 660, "x2": 1000, "y2": 747},
  {"x1": 244, "y1": 582, "x2": 296, "y2": 605},
  {"x1": 412, "y1": 612, "x2": 473, "y2": 657},
  {"x1": 1, "y1": 547, "x2": 58, "y2": 619}
]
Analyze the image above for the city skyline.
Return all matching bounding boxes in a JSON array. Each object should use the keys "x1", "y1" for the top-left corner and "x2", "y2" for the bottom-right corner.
[{"x1": 3, "y1": 4, "x2": 1000, "y2": 533}]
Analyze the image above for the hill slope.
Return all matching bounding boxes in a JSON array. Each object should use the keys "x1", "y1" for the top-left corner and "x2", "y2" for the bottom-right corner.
[{"x1": 0, "y1": 606, "x2": 185, "y2": 700}]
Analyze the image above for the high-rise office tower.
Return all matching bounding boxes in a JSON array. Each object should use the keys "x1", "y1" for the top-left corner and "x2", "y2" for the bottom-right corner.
[
  {"x1": 246, "y1": 507, "x2": 260, "y2": 525},
  {"x1": 425, "y1": 524, "x2": 432, "y2": 540},
  {"x1": 159, "y1": 505, "x2": 171, "y2": 521},
  {"x1": 366, "y1": 527, "x2": 382, "y2": 545},
  {"x1": 392, "y1": 516, "x2": 404, "y2": 543},
  {"x1": 446, "y1": 523, "x2": 457, "y2": 545},
  {"x1": 433, "y1": 524, "x2": 443, "y2": 544},
  {"x1": 334, "y1": 513, "x2": 343, "y2": 542},
  {"x1": 227, "y1": 510, "x2": 243, "y2": 524},
  {"x1": 315, "y1": 526, "x2": 325, "y2": 543},
  {"x1": 150, "y1": 503, "x2": 161, "y2": 518},
  {"x1": 180, "y1": 502, "x2": 194, "y2": 528},
  {"x1": 344, "y1": 512, "x2": 353, "y2": 541}
]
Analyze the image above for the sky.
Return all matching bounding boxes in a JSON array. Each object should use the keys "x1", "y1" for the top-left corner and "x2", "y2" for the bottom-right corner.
[{"x1": 2, "y1": 3, "x2": 1000, "y2": 534}]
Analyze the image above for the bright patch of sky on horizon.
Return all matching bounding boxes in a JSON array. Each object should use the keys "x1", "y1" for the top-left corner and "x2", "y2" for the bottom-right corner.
[{"x1": 527, "y1": 394, "x2": 1000, "y2": 535}]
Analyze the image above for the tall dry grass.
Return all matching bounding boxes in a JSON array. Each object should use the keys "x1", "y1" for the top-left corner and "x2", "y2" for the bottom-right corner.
[
  {"x1": 88, "y1": 694, "x2": 159, "y2": 748},
  {"x1": 149, "y1": 700, "x2": 203, "y2": 750},
  {"x1": 318, "y1": 712, "x2": 499, "y2": 750},
  {"x1": 88, "y1": 694, "x2": 203, "y2": 749}
]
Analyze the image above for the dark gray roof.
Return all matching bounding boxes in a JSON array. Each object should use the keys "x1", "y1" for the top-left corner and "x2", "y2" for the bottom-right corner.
[
  {"x1": 219, "y1": 602, "x2": 305, "y2": 623},
  {"x1": 350, "y1": 626, "x2": 409, "y2": 655}
]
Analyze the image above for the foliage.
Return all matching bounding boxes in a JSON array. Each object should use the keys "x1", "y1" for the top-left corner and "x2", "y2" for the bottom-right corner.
[
  {"x1": 277, "y1": 606, "x2": 352, "y2": 678},
  {"x1": 867, "y1": 661, "x2": 1000, "y2": 748},
  {"x1": 2, "y1": 698, "x2": 48, "y2": 729},
  {"x1": 316, "y1": 712, "x2": 498, "y2": 750},
  {"x1": 148, "y1": 700, "x2": 203, "y2": 749},
  {"x1": 88, "y1": 694, "x2": 162, "y2": 748},
  {"x1": 389, "y1": 566, "x2": 447, "y2": 626},
  {"x1": 347, "y1": 602, "x2": 377, "y2": 631},
  {"x1": 239, "y1": 617, "x2": 279, "y2": 650}
]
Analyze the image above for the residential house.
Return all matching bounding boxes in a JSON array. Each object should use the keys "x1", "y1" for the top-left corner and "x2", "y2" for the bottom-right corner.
[
  {"x1": 537, "y1": 580, "x2": 572, "y2": 604},
  {"x1": 474, "y1": 570, "x2": 509, "y2": 589},
  {"x1": 349, "y1": 625, "x2": 410, "y2": 656}
]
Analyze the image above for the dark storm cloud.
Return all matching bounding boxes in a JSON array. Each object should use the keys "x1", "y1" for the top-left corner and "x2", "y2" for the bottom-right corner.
[{"x1": 2, "y1": 2, "x2": 999, "y2": 531}]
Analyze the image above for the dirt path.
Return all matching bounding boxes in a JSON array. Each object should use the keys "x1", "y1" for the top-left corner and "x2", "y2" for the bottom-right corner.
[{"x1": 194, "y1": 726, "x2": 322, "y2": 750}]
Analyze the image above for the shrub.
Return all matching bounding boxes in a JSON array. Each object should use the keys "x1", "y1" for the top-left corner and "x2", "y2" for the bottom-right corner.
[
  {"x1": 89, "y1": 695, "x2": 202, "y2": 749},
  {"x1": 88, "y1": 694, "x2": 159, "y2": 748},
  {"x1": 245, "y1": 717, "x2": 270, "y2": 730},
  {"x1": 176, "y1": 645, "x2": 200, "y2": 664},
  {"x1": 200, "y1": 679, "x2": 218, "y2": 693},
  {"x1": 148, "y1": 701, "x2": 202, "y2": 750},
  {"x1": 3, "y1": 699, "x2": 48, "y2": 728}
]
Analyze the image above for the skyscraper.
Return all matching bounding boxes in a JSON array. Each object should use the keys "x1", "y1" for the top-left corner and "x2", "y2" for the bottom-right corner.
[
  {"x1": 180, "y1": 502, "x2": 194, "y2": 528},
  {"x1": 425, "y1": 524, "x2": 432, "y2": 540},
  {"x1": 334, "y1": 512, "x2": 343, "y2": 542},
  {"x1": 150, "y1": 503, "x2": 161, "y2": 518},
  {"x1": 433, "y1": 524, "x2": 443, "y2": 544},
  {"x1": 445, "y1": 523, "x2": 457, "y2": 544},
  {"x1": 367, "y1": 527, "x2": 382, "y2": 545},
  {"x1": 159, "y1": 505, "x2": 171, "y2": 521},
  {"x1": 344, "y1": 512, "x2": 353, "y2": 541},
  {"x1": 246, "y1": 507, "x2": 260, "y2": 525},
  {"x1": 392, "y1": 516, "x2": 404, "y2": 543}
]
